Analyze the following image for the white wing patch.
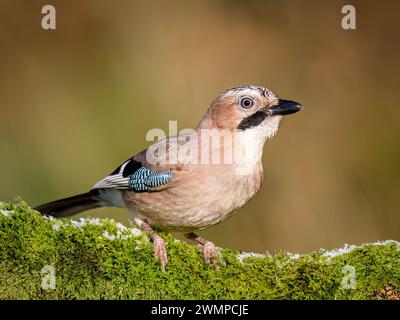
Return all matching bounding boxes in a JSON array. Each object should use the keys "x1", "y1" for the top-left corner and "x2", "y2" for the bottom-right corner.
[{"x1": 92, "y1": 161, "x2": 131, "y2": 190}]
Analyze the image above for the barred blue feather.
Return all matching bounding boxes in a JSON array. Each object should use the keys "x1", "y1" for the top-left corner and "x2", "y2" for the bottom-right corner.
[{"x1": 129, "y1": 166, "x2": 173, "y2": 191}]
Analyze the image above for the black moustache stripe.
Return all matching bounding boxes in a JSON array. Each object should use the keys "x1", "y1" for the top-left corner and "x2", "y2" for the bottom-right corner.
[{"x1": 237, "y1": 110, "x2": 268, "y2": 130}]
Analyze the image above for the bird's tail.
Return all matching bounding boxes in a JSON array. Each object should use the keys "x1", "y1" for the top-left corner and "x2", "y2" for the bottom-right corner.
[{"x1": 34, "y1": 191, "x2": 102, "y2": 218}]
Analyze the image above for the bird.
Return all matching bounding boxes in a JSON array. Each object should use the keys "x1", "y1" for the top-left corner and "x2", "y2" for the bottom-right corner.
[{"x1": 35, "y1": 85, "x2": 302, "y2": 271}]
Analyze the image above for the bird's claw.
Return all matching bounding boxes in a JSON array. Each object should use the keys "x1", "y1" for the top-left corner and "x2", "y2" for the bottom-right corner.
[
  {"x1": 153, "y1": 235, "x2": 168, "y2": 272},
  {"x1": 202, "y1": 241, "x2": 223, "y2": 270}
]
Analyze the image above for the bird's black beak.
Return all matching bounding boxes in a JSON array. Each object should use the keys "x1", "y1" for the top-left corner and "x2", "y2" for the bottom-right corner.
[{"x1": 267, "y1": 99, "x2": 303, "y2": 116}]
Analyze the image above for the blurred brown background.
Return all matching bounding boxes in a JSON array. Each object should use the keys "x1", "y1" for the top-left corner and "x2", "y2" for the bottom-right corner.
[{"x1": 0, "y1": 0, "x2": 399, "y2": 253}]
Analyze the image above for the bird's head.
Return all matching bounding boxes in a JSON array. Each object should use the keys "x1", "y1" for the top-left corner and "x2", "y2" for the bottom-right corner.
[{"x1": 198, "y1": 85, "x2": 302, "y2": 139}]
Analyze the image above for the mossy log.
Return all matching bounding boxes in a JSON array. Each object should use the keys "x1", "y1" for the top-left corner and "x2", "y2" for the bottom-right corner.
[{"x1": 0, "y1": 201, "x2": 399, "y2": 300}]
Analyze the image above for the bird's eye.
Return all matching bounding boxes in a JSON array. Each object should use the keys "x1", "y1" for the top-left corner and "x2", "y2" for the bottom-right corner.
[{"x1": 239, "y1": 97, "x2": 254, "y2": 109}]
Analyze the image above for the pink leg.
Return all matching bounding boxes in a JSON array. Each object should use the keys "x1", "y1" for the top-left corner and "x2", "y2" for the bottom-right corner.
[
  {"x1": 185, "y1": 233, "x2": 222, "y2": 270},
  {"x1": 140, "y1": 222, "x2": 168, "y2": 272}
]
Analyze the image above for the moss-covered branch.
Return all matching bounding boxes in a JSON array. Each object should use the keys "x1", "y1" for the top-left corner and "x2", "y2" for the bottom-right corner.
[{"x1": 0, "y1": 200, "x2": 399, "y2": 299}]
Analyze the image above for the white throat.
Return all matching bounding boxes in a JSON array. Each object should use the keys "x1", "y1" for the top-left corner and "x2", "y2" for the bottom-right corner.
[{"x1": 234, "y1": 116, "x2": 282, "y2": 175}]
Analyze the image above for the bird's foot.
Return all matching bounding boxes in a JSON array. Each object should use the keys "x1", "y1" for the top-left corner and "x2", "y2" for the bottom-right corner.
[
  {"x1": 185, "y1": 233, "x2": 223, "y2": 270},
  {"x1": 201, "y1": 240, "x2": 222, "y2": 270},
  {"x1": 139, "y1": 221, "x2": 168, "y2": 272},
  {"x1": 153, "y1": 235, "x2": 168, "y2": 272}
]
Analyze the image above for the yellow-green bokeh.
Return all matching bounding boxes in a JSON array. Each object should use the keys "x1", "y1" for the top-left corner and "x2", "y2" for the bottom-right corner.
[{"x1": 0, "y1": 0, "x2": 399, "y2": 253}]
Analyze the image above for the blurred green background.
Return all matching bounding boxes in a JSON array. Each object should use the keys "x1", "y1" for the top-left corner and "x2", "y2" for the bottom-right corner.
[{"x1": 0, "y1": 0, "x2": 399, "y2": 253}]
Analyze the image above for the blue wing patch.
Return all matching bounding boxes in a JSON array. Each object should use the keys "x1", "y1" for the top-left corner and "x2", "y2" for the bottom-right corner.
[{"x1": 129, "y1": 166, "x2": 173, "y2": 191}]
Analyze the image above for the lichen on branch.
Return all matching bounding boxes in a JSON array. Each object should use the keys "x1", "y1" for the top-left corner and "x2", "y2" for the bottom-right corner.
[{"x1": 0, "y1": 200, "x2": 399, "y2": 299}]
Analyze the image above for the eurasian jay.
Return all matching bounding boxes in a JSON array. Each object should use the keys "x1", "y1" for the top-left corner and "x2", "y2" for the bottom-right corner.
[{"x1": 35, "y1": 85, "x2": 302, "y2": 271}]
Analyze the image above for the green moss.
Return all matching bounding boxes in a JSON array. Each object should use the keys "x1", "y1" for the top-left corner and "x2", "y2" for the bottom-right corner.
[{"x1": 0, "y1": 200, "x2": 399, "y2": 299}]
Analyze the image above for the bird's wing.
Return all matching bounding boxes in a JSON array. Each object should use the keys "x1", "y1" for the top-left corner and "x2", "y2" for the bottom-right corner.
[
  {"x1": 92, "y1": 156, "x2": 175, "y2": 192},
  {"x1": 92, "y1": 135, "x2": 192, "y2": 192}
]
